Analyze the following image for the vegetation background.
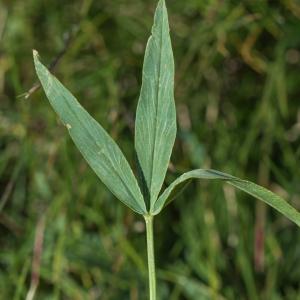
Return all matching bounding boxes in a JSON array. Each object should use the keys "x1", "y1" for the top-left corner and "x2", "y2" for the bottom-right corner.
[{"x1": 1, "y1": 0, "x2": 300, "y2": 299}]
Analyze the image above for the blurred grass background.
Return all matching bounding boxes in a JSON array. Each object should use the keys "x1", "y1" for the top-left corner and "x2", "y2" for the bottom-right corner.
[{"x1": 1, "y1": 0, "x2": 300, "y2": 299}]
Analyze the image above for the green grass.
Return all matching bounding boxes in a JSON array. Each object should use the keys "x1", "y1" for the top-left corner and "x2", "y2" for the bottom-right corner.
[{"x1": 1, "y1": 0, "x2": 300, "y2": 299}]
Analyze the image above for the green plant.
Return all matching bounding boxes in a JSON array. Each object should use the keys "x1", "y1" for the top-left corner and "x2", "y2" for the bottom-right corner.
[{"x1": 33, "y1": 0, "x2": 300, "y2": 299}]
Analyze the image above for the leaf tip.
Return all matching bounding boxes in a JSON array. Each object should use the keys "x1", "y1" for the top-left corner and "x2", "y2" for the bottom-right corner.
[
  {"x1": 32, "y1": 49, "x2": 41, "y2": 70},
  {"x1": 157, "y1": 0, "x2": 167, "y2": 13},
  {"x1": 32, "y1": 49, "x2": 39, "y2": 59}
]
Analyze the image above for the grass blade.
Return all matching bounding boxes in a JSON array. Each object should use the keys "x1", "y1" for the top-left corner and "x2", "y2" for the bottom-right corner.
[
  {"x1": 33, "y1": 50, "x2": 146, "y2": 214},
  {"x1": 152, "y1": 169, "x2": 300, "y2": 227},
  {"x1": 135, "y1": 0, "x2": 176, "y2": 210}
]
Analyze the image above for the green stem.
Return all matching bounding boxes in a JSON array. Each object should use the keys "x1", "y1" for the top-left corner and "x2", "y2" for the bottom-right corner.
[{"x1": 144, "y1": 215, "x2": 156, "y2": 300}]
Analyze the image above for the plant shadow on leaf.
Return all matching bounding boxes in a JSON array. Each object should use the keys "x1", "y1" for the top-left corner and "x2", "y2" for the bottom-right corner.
[{"x1": 135, "y1": 149, "x2": 151, "y2": 211}]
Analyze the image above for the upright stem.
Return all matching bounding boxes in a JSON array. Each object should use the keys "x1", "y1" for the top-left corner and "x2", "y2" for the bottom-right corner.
[{"x1": 144, "y1": 215, "x2": 156, "y2": 300}]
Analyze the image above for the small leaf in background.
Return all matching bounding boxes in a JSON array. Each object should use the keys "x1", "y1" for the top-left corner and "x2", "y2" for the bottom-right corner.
[
  {"x1": 153, "y1": 169, "x2": 300, "y2": 227},
  {"x1": 135, "y1": 0, "x2": 176, "y2": 210},
  {"x1": 33, "y1": 51, "x2": 146, "y2": 215}
]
